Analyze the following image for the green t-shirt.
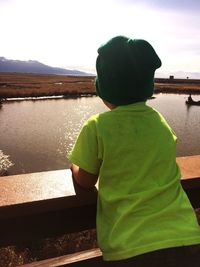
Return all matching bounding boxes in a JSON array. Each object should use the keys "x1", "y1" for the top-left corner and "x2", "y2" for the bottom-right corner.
[{"x1": 68, "y1": 102, "x2": 200, "y2": 261}]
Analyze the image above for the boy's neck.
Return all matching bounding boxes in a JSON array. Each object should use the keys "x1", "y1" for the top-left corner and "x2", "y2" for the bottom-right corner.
[{"x1": 102, "y1": 100, "x2": 117, "y2": 110}]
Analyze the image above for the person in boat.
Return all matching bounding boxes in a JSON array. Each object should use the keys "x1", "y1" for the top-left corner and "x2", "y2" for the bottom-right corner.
[
  {"x1": 187, "y1": 94, "x2": 200, "y2": 105},
  {"x1": 68, "y1": 36, "x2": 200, "y2": 266},
  {"x1": 188, "y1": 94, "x2": 192, "y2": 102},
  {"x1": 187, "y1": 94, "x2": 193, "y2": 103}
]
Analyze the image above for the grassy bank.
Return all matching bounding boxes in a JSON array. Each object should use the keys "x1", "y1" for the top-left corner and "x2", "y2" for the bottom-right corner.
[
  {"x1": 155, "y1": 78, "x2": 200, "y2": 95},
  {"x1": 0, "y1": 73, "x2": 96, "y2": 99},
  {"x1": 0, "y1": 73, "x2": 200, "y2": 100}
]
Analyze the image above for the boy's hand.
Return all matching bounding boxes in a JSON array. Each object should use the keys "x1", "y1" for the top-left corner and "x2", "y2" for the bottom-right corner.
[{"x1": 70, "y1": 164, "x2": 98, "y2": 190}]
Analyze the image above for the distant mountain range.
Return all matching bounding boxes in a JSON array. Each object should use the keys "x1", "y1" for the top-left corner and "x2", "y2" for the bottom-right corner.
[
  {"x1": 0, "y1": 57, "x2": 92, "y2": 76},
  {"x1": 0, "y1": 56, "x2": 199, "y2": 79}
]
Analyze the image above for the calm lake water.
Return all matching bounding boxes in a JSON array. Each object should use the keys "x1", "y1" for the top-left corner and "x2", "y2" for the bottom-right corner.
[{"x1": 0, "y1": 93, "x2": 200, "y2": 175}]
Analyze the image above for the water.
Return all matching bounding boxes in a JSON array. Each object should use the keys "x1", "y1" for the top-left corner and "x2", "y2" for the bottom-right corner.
[{"x1": 0, "y1": 94, "x2": 200, "y2": 175}]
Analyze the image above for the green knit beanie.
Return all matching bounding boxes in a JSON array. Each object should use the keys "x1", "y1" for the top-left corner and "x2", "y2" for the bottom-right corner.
[{"x1": 95, "y1": 36, "x2": 161, "y2": 105}]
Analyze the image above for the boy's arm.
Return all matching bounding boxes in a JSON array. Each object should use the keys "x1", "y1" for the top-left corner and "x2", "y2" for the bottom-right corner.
[{"x1": 70, "y1": 164, "x2": 98, "y2": 189}]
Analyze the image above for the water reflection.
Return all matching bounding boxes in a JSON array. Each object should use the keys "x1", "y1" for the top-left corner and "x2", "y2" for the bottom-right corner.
[{"x1": 0, "y1": 94, "x2": 199, "y2": 175}]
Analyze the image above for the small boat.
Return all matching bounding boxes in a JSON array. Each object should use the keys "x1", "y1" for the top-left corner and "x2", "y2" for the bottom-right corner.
[
  {"x1": 185, "y1": 95, "x2": 200, "y2": 106},
  {"x1": 186, "y1": 100, "x2": 200, "y2": 106}
]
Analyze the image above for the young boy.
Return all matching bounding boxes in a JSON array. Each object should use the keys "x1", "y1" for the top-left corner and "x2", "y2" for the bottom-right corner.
[{"x1": 68, "y1": 36, "x2": 200, "y2": 266}]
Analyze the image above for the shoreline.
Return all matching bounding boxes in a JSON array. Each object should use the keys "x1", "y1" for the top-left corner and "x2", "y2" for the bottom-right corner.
[
  {"x1": 1, "y1": 88, "x2": 200, "y2": 102},
  {"x1": 1, "y1": 90, "x2": 199, "y2": 102},
  {"x1": 0, "y1": 93, "x2": 97, "y2": 102}
]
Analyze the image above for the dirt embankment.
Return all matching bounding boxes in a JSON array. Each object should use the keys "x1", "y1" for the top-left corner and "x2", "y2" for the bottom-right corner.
[{"x1": 0, "y1": 73, "x2": 200, "y2": 99}]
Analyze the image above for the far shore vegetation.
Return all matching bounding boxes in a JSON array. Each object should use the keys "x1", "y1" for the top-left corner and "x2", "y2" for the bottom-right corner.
[{"x1": 0, "y1": 72, "x2": 200, "y2": 100}]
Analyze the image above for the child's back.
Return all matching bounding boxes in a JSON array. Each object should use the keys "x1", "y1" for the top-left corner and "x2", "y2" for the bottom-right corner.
[{"x1": 68, "y1": 36, "x2": 200, "y2": 266}]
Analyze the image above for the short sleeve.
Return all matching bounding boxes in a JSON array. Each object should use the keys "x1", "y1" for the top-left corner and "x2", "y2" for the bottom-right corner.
[{"x1": 67, "y1": 117, "x2": 101, "y2": 175}]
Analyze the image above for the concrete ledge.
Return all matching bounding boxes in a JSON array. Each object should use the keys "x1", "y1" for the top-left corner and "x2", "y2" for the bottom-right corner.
[
  {"x1": 0, "y1": 169, "x2": 97, "y2": 246},
  {"x1": 177, "y1": 155, "x2": 200, "y2": 208},
  {"x1": 177, "y1": 155, "x2": 200, "y2": 189},
  {"x1": 0, "y1": 169, "x2": 97, "y2": 219},
  {"x1": 0, "y1": 169, "x2": 75, "y2": 207},
  {"x1": 177, "y1": 155, "x2": 200, "y2": 179}
]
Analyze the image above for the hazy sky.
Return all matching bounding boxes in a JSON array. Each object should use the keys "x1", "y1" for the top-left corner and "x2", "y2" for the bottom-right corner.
[{"x1": 0, "y1": 0, "x2": 200, "y2": 75}]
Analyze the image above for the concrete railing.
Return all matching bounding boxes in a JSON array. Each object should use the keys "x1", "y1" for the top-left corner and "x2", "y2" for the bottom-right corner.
[{"x1": 0, "y1": 155, "x2": 200, "y2": 266}]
